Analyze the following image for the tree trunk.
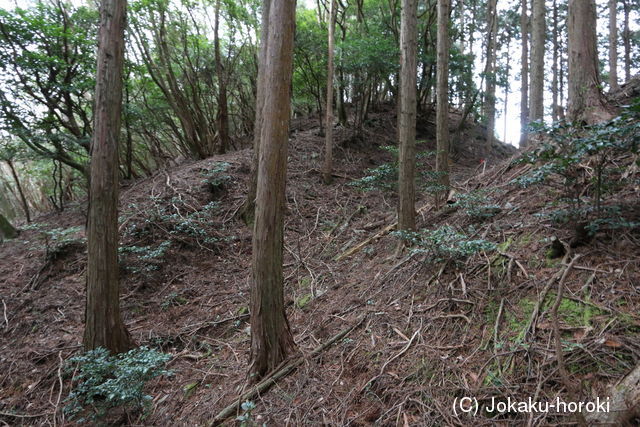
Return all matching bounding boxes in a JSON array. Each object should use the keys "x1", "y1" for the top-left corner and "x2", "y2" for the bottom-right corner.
[
  {"x1": 520, "y1": 0, "x2": 529, "y2": 147},
  {"x1": 397, "y1": 0, "x2": 417, "y2": 231},
  {"x1": 567, "y1": 0, "x2": 613, "y2": 124},
  {"x1": 622, "y1": 0, "x2": 631, "y2": 82},
  {"x1": 530, "y1": 0, "x2": 545, "y2": 122},
  {"x1": 484, "y1": 0, "x2": 497, "y2": 152},
  {"x1": 84, "y1": 0, "x2": 132, "y2": 353},
  {"x1": 436, "y1": 0, "x2": 450, "y2": 207},
  {"x1": 323, "y1": 0, "x2": 336, "y2": 184},
  {"x1": 6, "y1": 160, "x2": 31, "y2": 223},
  {"x1": 0, "y1": 213, "x2": 18, "y2": 240},
  {"x1": 240, "y1": 0, "x2": 271, "y2": 225},
  {"x1": 214, "y1": 0, "x2": 230, "y2": 155},
  {"x1": 609, "y1": 0, "x2": 619, "y2": 91},
  {"x1": 551, "y1": 0, "x2": 559, "y2": 122},
  {"x1": 249, "y1": 0, "x2": 296, "y2": 382}
]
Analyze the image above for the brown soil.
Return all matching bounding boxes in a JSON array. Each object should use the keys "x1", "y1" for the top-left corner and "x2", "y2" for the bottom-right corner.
[{"x1": 1, "y1": 110, "x2": 638, "y2": 426}]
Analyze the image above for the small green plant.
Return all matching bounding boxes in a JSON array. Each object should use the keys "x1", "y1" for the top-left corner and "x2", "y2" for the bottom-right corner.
[
  {"x1": 64, "y1": 346, "x2": 172, "y2": 422},
  {"x1": 119, "y1": 240, "x2": 171, "y2": 273},
  {"x1": 394, "y1": 225, "x2": 496, "y2": 263},
  {"x1": 350, "y1": 145, "x2": 441, "y2": 193},
  {"x1": 236, "y1": 400, "x2": 257, "y2": 426},
  {"x1": 452, "y1": 190, "x2": 502, "y2": 220},
  {"x1": 511, "y1": 107, "x2": 640, "y2": 240},
  {"x1": 202, "y1": 162, "x2": 231, "y2": 193}
]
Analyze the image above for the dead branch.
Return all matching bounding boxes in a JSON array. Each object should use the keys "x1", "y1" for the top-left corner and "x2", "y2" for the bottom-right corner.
[{"x1": 209, "y1": 315, "x2": 366, "y2": 425}]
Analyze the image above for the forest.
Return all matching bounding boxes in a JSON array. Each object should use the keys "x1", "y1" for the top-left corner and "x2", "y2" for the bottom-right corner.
[{"x1": 1, "y1": 0, "x2": 640, "y2": 424}]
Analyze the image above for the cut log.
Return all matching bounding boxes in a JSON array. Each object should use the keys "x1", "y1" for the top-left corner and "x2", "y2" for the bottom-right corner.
[
  {"x1": 585, "y1": 364, "x2": 640, "y2": 425},
  {"x1": 334, "y1": 203, "x2": 431, "y2": 261}
]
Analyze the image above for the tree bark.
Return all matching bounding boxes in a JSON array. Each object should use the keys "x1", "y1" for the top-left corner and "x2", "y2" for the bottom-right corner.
[
  {"x1": 609, "y1": 0, "x2": 619, "y2": 91},
  {"x1": 397, "y1": 0, "x2": 417, "y2": 231},
  {"x1": 520, "y1": 0, "x2": 529, "y2": 147},
  {"x1": 0, "y1": 213, "x2": 18, "y2": 240},
  {"x1": 84, "y1": 0, "x2": 132, "y2": 353},
  {"x1": 484, "y1": 0, "x2": 497, "y2": 152},
  {"x1": 436, "y1": 0, "x2": 450, "y2": 207},
  {"x1": 323, "y1": 0, "x2": 336, "y2": 184},
  {"x1": 240, "y1": 0, "x2": 271, "y2": 225},
  {"x1": 6, "y1": 160, "x2": 31, "y2": 223},
  {"x1": 530, "y1": 0, "x2": 545, "y2": 122},
  {"x1": 622, "y1": 0, "x2": 631, "y2": 82},
  {"x1": 249, "y1": 0, "x2": 296, "y2": 382},
  {"x1": 567, "y1": 0, "x2": 613, "y2": 124},
  {"x1": 551, "y1": 0, "x2": 559, "y2": 122},
  {"x1": 214, "y1": 0, "x2": 230, "y2": 155}
]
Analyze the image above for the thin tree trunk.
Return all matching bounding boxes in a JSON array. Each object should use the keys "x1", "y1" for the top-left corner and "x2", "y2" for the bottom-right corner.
[
  {"x1": 323, "y1": 0, "x2": 336, "y2": 184},
  {"x1": 567, "y1": 0, "x2": 613, "y2": 124},
  {"x1": 84, "y1": 0, "x2": 132, "y2": 353},
  {"x1": 249, "y1": 0, "x2": 296, "y2": 382},
  {"x1": 124, "y1": 70, "x2": 134, "y2": 179},
  {"x1": 6, "y1": 160, "x2": 31, "y2": 223},
  {"x1": 552, "y1": 0, "x2": 559, "y2": 122},
  {"x1": 397, "y1": 0, "x2": 417, "y2": 231},
  {"x1": 622, "y1": 0, "x2": 630, "y2": 82},
  {"x1": 240, "y1": 0, "x2": 271, "y2": 225},
  {"x1": 520, "y1": 0, "x2": 529, "y2": 147},
  {"x1": 214, "y1": 0, "x2": 230, "y2": 154},
  {"x1": 609, "y1": 0, "x2": 619, "y2": 91},
  {"x1": 530, "y1": 0, "x2": 545, "y2": 122},
  {"x1": 503, "y1": 38, "x2": 511, "y2": 140},
  {"x1": 436, "y1": 0, "x2": 450, "y2": 208},
  {"x1": 484, "y1": 0, "x2": 497, "y2": 152}
]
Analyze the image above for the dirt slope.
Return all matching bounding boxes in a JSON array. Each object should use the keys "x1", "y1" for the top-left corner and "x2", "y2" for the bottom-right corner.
[{"x1": 1, "y1": 110, "x2": 638, "y2": 426}]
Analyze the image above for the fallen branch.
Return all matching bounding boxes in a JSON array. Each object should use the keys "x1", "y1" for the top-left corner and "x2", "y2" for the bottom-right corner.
[
  {"x1": 551, "y1": 255, "x2": 587, "y2": 427},
  {"x1": 334, "y1": 204, "x2": 431, "y2": 261},
  {"x1": 359, "y1": 326, "x2": 421, "y2": 393},
  {"x1": 210, "y1": 315, "x2": 366, "y2": 425}
]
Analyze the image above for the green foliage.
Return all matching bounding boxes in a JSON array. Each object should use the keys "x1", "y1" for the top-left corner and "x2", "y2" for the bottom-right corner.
[
  {"x1": 119, "y1": 240, "x2": 171, "y2": 273},
  {"x1": 512, "y1": 107, "x2": 640, "y2": 237},
  {"x1": 394, "y1": 225, "x2": 496, "y2": 263},
  {"x1": 452, "y1": 190, "x2": 502, "y2": 220},
  {"x1": 201, "y1": 162, "x2": 232, "y2": 189},
  {"x1": 350, "y1": 145, "x2": 441, "y2": 193},
  {"x1": 125, "y1": 196, "x2": 226, "y2": 250},
  {"x1": 236, "y1": 400, "x2": 257, "y2": 426},
  {"x1": 64, "y1": 347, "x2": 172, "y2": 422}
]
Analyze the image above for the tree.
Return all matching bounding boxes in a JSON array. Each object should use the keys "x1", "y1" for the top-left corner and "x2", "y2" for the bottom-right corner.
[
  {"x1": 0, "y1": 141, "x2": 31, "y2": 223},
  {"x1": 530, "y1": 0, "x2": 545, "y2": 122},
  {"x1": 240, "y1": 0, "x2": 270, "y2": 225},
  {"x1": 520, "y1": 0, "x2": 529, "y2": 147},
  {"x1": 551, "y1": 0, "x2": 560, "y2": 122},
  {"x1": 608, "y1": 0, "x2": 619, "y2": 91},
  {"x1": 214, "y1": 0, "x2": 230, "y2": 154},
  {"x1": 249, "y1": 0, "x2": 296, "y2": 381},
  {"x1": 622, "y1": 0, "x2": 631, "y2": 82},
  {"x1": 0, "y1": 213, "x2": 18, "y2": 240},
  {"x1": 483, "y1": 0, "x2": 497, "y2": 151},
  {"x1": 435, "y1": 0, "x2": 450, "y2": 207},
  {"x1": 397, "y1": 0, "x2": 417, "y2": 231},
  {"x1": 323, "y1": 0, "x2": 336, "y2": 185},
  {"x1": 84, "y1": 0, "x2": 132, "y2": 353},
  {"x1": 567, "y1": 0, "x2": 613, "y2": 124}
]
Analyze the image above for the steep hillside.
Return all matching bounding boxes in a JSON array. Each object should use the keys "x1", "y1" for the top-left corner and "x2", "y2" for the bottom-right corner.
[{"x1": 1, "y1": 109, "x2": 639, "y2": 426}]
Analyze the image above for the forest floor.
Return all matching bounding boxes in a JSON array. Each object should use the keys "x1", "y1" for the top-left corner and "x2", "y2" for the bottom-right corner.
[{"x1": 1, "y1": 107, "x2": 639, "y2": 426}]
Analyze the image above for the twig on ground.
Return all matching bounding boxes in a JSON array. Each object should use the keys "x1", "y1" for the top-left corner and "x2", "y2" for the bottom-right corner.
[
  {"x1": 551, "y1": 254, "x2": 587, "y2": 427},
  {"x1": 209, "y1": 315, "x2": 367, "y2": 425}
]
